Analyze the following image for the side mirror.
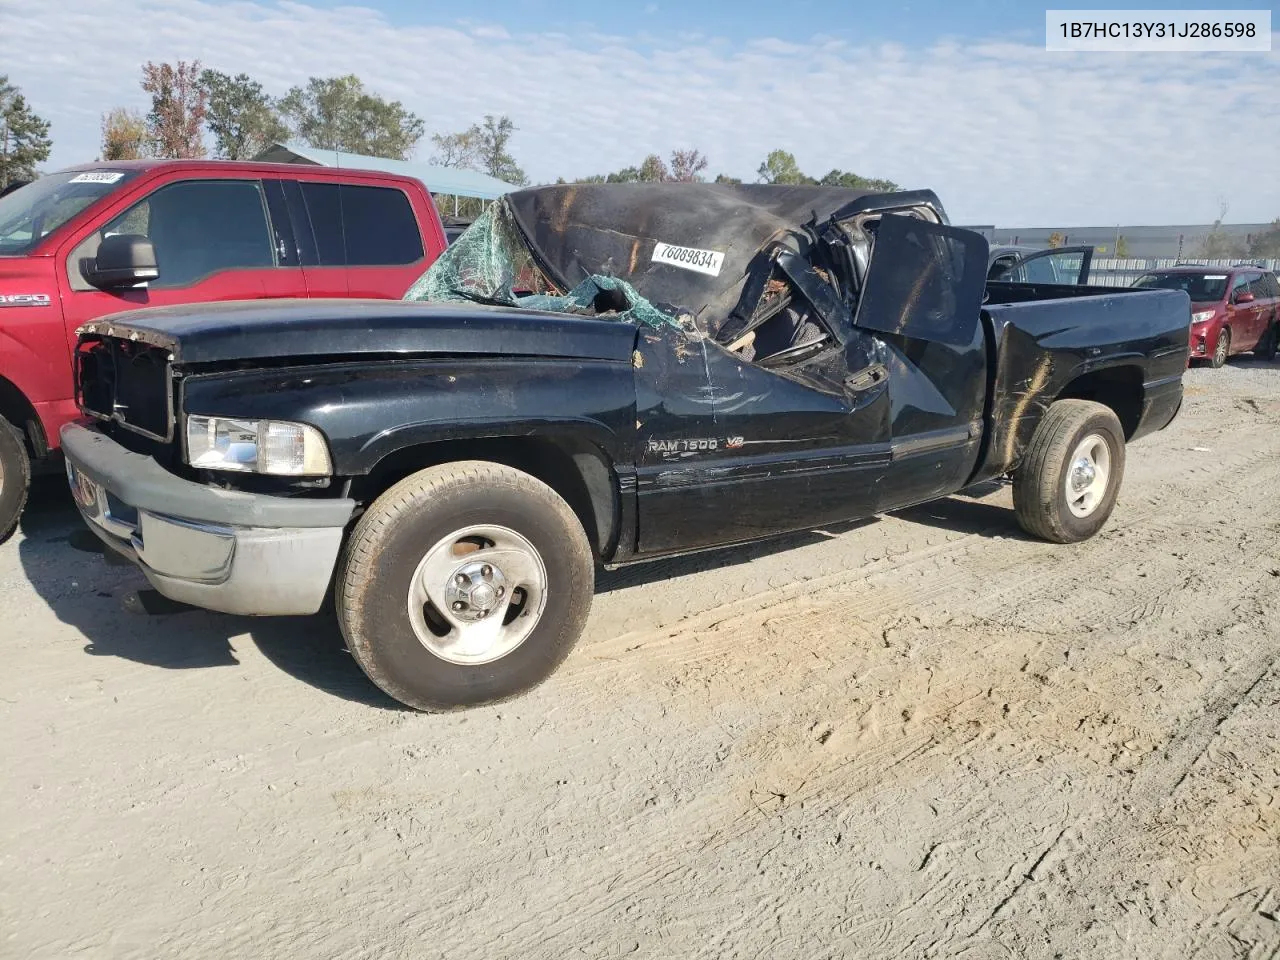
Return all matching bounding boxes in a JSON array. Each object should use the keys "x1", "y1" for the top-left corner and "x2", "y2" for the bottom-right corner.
[
  {"x1": 1233, "y1": 290, "x2": 1255, "y2": 304},
  {"x1": 87, "y1": 234, "x2": 158, "y2": 289}
]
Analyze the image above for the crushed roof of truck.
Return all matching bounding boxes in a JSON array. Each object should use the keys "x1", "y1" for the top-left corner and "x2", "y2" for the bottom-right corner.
[{"x1": 404, "y1": 182, "x2": 883, "y2": 333}]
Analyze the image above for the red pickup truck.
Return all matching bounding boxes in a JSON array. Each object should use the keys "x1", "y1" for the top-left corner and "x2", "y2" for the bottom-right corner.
[{"x1": 0, "y1": 159, "x2": 449, "y2": 539}]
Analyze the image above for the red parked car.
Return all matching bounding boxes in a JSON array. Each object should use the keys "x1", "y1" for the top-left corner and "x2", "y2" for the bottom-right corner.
[
  {"x1": 1133, "y1": 265, "x2": 1280, "y2": 368},
  {"x1": 0, "y1": 159, "x2": 450, "y2": 539}
]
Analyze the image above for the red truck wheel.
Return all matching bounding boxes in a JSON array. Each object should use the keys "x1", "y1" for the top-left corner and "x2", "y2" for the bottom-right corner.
[{"x1": 0, "y1": 418, "x2": 31, "y2": 543}]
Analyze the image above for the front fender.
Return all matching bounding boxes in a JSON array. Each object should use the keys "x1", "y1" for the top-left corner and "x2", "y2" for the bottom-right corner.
[{"x1": 179, "y1": 356, "x2": 638, "y2": 475}]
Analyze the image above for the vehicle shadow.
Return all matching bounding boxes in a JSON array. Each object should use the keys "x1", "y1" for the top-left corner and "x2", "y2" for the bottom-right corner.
[
  {"x1": 19, "y1": 473, "x2": 1025, "y2": 709},
  {"x1": 595, "y1": 517, "x2": 879, "y2": 592},
  {"x1": 890, "y1": 480, "x2": 1031, "y2": 540},
  {"x1": 15, "y1": 477, "x2": 405, "y2": 711}
]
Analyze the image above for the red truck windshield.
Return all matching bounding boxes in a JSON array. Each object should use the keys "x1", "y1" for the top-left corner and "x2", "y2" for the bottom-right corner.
[{"x1": 0, "y1": 170, "x2": 140, "y2": 256}]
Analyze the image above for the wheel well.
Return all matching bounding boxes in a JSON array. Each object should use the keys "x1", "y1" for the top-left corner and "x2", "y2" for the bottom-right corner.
[
  {"x1": 1055, "y1": 366, "x2": 1144, "y2": 440},
  {"x1": 352, "y1": 436, "x2": 618, "y2": 559},
  {"x1": 0, "y1": 376, "x2": 45, "y2": 458}
]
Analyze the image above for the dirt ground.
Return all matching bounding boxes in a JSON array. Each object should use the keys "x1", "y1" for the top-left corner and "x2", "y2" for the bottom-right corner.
[{"x1": 3, "y1": 358, "x2": 1278, "y2": 960}]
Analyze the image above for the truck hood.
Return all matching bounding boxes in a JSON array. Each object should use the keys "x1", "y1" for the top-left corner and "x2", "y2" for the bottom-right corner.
[{"x1": 79, "y1": 298, "x2": 639, "y2": 365}]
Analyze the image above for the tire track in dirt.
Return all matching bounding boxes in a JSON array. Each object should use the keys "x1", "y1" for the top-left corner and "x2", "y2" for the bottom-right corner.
[{"x1": 439, "y1": 423, "x2": 1280, "y2": 956}]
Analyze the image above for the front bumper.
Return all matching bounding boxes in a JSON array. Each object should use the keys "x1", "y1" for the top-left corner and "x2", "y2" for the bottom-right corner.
[{"x1": 61, "y1": 422, "x2": 355, "y2": 616}]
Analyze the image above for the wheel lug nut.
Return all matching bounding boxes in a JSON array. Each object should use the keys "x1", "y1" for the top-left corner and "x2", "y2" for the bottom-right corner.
[
  {"x1": 495, "y1": 585, "x2": 505, "y2": 598},
  {"x1": 452, "y1": 601, "x2": 465, "y2": 611},
  {"x1": 455, "y1": 573, "x2": 468, "y2": 586},
  {"x1": 481, "y1": 565, "x2": 492, "y2": 578}
]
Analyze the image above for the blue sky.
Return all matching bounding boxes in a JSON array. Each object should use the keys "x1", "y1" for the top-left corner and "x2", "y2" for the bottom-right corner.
[{"x1": 2, "y1": 0, "x2": 1277, "y2": 226}]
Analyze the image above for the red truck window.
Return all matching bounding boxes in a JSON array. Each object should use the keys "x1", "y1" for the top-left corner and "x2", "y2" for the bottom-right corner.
[
  {"x1": 299, "y1": 182, "x2": 424, "y2": 267},
  {"x1": 69, "y1": 179, "x2": 276, "y2": 291}
]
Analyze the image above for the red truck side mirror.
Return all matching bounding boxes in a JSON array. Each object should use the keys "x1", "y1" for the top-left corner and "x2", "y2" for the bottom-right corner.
[
  {"x1": 87, "y1": 234, "x2": 159, "y2": 290},
  {"x1": 1233, "y1": 291, "x2": 1255, "y2": 305}
]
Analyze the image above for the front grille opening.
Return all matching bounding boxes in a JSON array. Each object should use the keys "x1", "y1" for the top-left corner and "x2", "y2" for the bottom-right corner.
[{"x1": 77, "y1": 335, "x2": 174, "y2": 442}]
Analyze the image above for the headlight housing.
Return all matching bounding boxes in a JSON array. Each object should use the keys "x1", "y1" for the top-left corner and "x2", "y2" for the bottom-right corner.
[
  {"x1": 1191, "y1": 310, "x2": 1215, "y2": 324},
  {"x1": 186, "y1": 416, "x2": 332, "y2": 476}
]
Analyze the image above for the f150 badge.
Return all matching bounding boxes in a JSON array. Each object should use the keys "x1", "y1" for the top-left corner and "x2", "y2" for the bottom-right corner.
[{"x1": 0, "y1": 293, "x2": 52, "y2": 307}]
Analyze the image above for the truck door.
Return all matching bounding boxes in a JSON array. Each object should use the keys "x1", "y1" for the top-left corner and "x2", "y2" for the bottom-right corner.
[
  {"x1": 60, "y1": 177, "x2": 303, "y2": 337},
  {"x1": 990, "y1": 245, "x2": 1094, "y2": 285},
  {"x1": 632, "y1": 322, "x2": 892, "y2": 555},
  {"x1": 848, "y1": 215, "x2": 991, "y2": 512}
]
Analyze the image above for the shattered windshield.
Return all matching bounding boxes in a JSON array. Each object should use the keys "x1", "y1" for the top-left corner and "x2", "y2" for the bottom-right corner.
[{"x1": 0, "y1": 170, "x2": 139, "y2": 256}]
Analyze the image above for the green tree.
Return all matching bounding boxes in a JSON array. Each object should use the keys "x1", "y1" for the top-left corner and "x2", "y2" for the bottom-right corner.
[
  {"x1": 756, "y1": 149, "x2": 812, "y2": 185},
  {"x1": 280, "y1": 75, "x2": 424, "y2": 160},
  {"x1": 200, "y1": 70, "x2": 288, "y2": 159},
  {"x1": 141, "y1": 60, "x2": 207, "y2": 159},
  {"x1": 1114, "y1": 235, "x2": 1130, "y2": 259},
  {"x1": 638, "y1": 153, "x2": 669, "y2": 182},
  {"x1": 714, "y1": 173, "x2": 742, "y2": 184},
  {"x1": 100, "y1": 107, "x2": 149, "y2": 160},
  {"x1": 1047, "y1": 231, "x2": 1066, "y2": 249},
  {"x1": 818, "y1": 169, "x2": 901, "y2": 192},
  {"x1": 429, "y1": 127, "x2": 479, "y2": 169},
  {"x1": 0, "y1": 75, "x2": 52, "y2": 188},
  {"x1": 1248, "y1": 219, "x2": 1280, "y2": 259},
  {"x1": 474, "y1": 115, "x2": 527, "y2": 186}
]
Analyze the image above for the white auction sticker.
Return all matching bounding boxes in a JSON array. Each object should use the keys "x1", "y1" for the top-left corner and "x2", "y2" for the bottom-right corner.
[
  {"x1": 69, "y1": 171, "x2": 125, "y2": 184},
  {"x1": 652, "y1": 241, "x2": 725, "y2": 277}
]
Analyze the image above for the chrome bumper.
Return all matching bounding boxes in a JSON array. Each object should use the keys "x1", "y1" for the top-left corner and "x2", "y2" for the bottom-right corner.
[{"x1": 62, "y1": 423, "x2": 354, "y2": 616}]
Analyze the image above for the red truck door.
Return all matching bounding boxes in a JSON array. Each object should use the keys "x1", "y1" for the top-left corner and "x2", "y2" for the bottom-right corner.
[
  {"x1": 59, "y1": 177, "x2": 306, "y2": 334},
  {"x1": 288, "y1": 178, "x2": 437, "y2": 299}
]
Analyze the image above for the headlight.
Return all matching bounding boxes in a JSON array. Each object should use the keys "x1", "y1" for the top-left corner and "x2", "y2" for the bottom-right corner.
[
  {"x1": 186, "y1": 416, "x2": 332, "y2": 476},
  {"x1": 1191, "y1": 310, "x2": 1215, "y2": 324}
]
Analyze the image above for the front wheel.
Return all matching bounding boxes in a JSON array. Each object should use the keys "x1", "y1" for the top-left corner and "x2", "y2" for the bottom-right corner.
[
  {"x1": 0, "y1": 418, "x2": 31, "y2": 543},
  {"x1": 1211, "y1": 327, "x2": 1231, "y2": 367},
  {"x1": 335, "y1": 461, "x2": 594, "y2": 711},
  {"x1": 1013, "y1": 399, "x2": 1126, "y2": 544}
]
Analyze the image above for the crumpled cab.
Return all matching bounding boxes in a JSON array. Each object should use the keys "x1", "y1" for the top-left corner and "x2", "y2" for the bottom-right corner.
[{"x1": 61, "y1": 183, "x2": 1190, "y2": 711}]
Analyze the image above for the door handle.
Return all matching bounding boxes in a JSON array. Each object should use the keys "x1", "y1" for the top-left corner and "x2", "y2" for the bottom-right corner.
[{"x1": 845, "y1": 364, "x2": 888, "y2": 392}]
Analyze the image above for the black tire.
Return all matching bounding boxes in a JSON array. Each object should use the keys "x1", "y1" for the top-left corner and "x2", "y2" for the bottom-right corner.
[
  {"x1": 1255, "y1": 319, "x2": 1278, "y2": 362},
  {"x1": 1012, "y1": 399, "x2": 1126, "y2": 544},
  {"x1": 1211, "y1": 327, "x2": 1231, "y2": 368},
  {"x1": 0, "y1": 418, "x2": 31, "y2": 544},
  {"x1": 335, "y1": 461, "x2": 594, "y2": 711}
]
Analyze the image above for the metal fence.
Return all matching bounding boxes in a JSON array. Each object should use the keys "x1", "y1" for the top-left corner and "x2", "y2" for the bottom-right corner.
[{"x1": 1087, "y1": 258, "x2": 1280, "y2": 288}]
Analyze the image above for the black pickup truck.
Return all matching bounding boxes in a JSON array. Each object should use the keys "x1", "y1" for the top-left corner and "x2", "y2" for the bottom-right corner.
[{"x1": 61, "y1": 183, "x2": 1190, "y2": 711}]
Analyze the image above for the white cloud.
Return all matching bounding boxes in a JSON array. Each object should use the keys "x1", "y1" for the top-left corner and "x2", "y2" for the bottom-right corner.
[{"x1": 3, "y1": 0, "x2": 1277, "y2": 226}]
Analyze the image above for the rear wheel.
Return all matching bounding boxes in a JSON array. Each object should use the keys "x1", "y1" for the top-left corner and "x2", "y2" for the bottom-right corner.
[
  {"x1": 0, "y1": 418, "x2": 31, "y2": 543},
  {"x1": 1013, "y1": 400, "x2": 1126, "y2": 544},
  {"x1": 335, "y1": 461, "x2": 594, "y2": 711},
  {"x1": 1211, "y1": 327, "x2": 1231, "y2": 368}
]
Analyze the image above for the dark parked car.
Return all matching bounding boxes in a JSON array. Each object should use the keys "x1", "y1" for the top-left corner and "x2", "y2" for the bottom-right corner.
[
  {"x1": 62, "y1": 183, "x2": 1189, "y2": 711},
  {"x1": 1133, "y1": 264, "x2": 1279, "y2": 366},
  {"x1": 987, "y1": 244, "x2": 1094, "y2": 284}
]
